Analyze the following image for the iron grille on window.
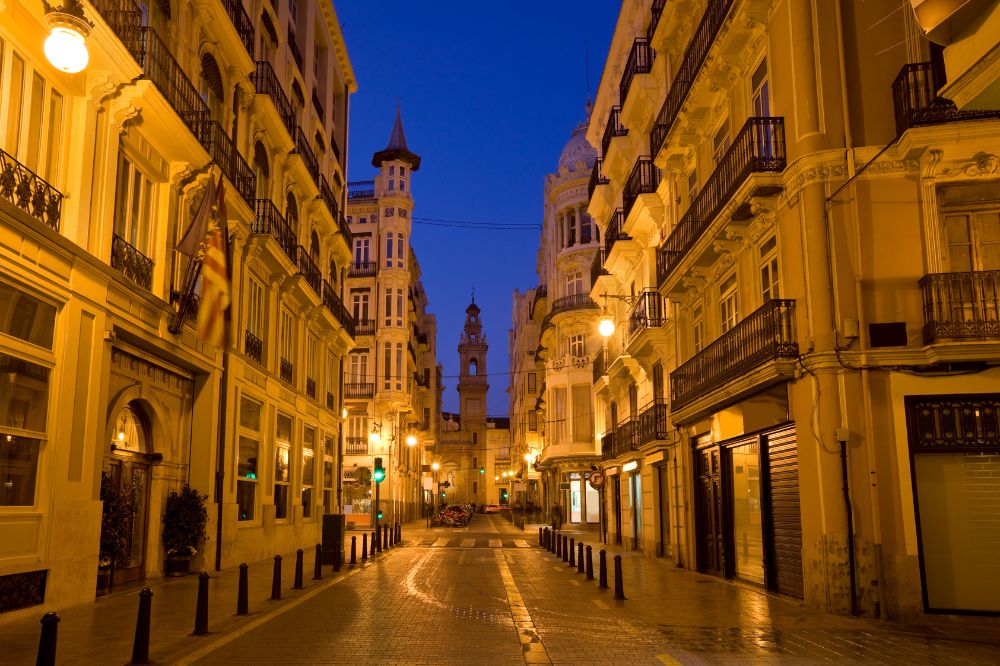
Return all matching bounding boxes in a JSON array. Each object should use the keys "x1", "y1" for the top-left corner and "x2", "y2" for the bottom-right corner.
[
  {"x1": 111, "y1": 233, "x2": 153, "y2": 290},
  {"x1": 0, "y1": 148, "x2": 62, "y2": 231},
  {"x1": 252, "y1": 199, "x2": 298, "y2": 261},
  {"x1": 244, "y1": 330, "x2": 263, "y2": 363},
  {"x1": 280, "y1": 357, "x2": 293, "y2": 383}
]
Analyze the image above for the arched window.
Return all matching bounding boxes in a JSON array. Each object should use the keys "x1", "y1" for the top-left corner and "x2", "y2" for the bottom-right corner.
[
  {"x1": 253, "y1": 141, "x2": 270, "y2": 200},
  {"x1": 310, "y1": 230, "x2": 320, "y2": 263},
  {"x1": 200, "y1": 53, "x2": 224, "y2": 121},
  {"x1": 469, "y1": 358, "x2": 478, "y2": 376},
  {"x1": 112, "y1": 404, "x2": 148, "y2": 453},
  {"x1": 329, "y1": 258, "x2": 337, "y2": 285},
  {"x1": 286, "y1": 192, "x2": 298, "y2": 229}
]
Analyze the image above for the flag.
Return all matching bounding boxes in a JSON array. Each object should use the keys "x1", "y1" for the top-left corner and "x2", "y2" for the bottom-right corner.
[
  {"x1": 176, "y1": 174, "x2": 216, "y2": 257},
  {"x1": 197, "y1": 180, "x2": 230, "y2": 347}
]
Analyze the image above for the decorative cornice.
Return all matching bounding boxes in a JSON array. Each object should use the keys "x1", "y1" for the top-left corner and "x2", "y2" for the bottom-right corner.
[{"x1": 942, "y1": 152, "x2": 1000, "y2": 177}]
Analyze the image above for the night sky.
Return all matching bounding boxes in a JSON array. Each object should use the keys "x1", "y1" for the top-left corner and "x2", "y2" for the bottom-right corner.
[{"x1": 337, "y1": 2, "x2": 619, "y2": 415}]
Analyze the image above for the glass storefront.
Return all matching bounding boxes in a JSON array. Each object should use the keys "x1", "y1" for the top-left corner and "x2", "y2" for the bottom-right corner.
[{"x1": 730, "y1": 440, "x2": 764, "y2": 584}]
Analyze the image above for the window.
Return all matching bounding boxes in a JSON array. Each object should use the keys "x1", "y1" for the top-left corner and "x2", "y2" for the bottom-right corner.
[
  {"x1": 528, "y1": 411, "x2": 538, "y2": 432},
  {"x1": 652, "y1": 362, "x2": 664, "y2": 403},
  {"x1": 567, "y1": 209, "x2": 576, "y2": 247},
  {"x1": 44, "y1": 90, "x2": 63, "y2": 184},
  {"x1": 572, "y1": 384, "x2": 591, "y2": 442},
  {"x1": 246, "y1": 277, "x2": 265, "y2": 339},
  {"x1": 306, "y1": 334, "x2": 318, "y2": 396},
  {"x1": 944, "y1": 210, "x2": 1000, "y2": 271},
  {"x1": 382, "y1": 342, "x2": 391, "y2": 390},
  {"x1": 280, "y1": 309, "x2": 294, "y2": 381},
  {"x1": 2, "y1": 50, "x2": 25, "y2": 156},
  {"x1": 385, "y1": 232, "x2": 394, "y2": 266},
  {"x1": 553, "y1": 387, "x2": 567, "y2": 444},
  {"x1": 302, "y1": 426, "x2": 315, "y2": 519},
  {"x1": 719, "y1": 273, "x2": 739, "y2": 333},
  {"x1": 687, "y1": 169, "x2": 698, "y2": 203},
  {"x1": 396, "y1": 289, "x2": 404, "y2": 325},
  {"x1": 397, "y1": 234, "x2": 405, "y2": 268},
  {"x1": 114, "y1": 150, "x2": 155, "y2": 256},
  {"x1": 568, "y1": 334, "x2": 586, "y2": 358},
  {"x1": 469, "y1": 358, "x2": 478, "y2": 375},
  {"x1": 24, "y1": 73, "x2": 44, "y2": 174},
  {"x1": 274, "y1": 413, "x2": 292, "y2": 520},
  {"x1": 352, "y1": 291, "x2": 370, "y2": 321},
  {"x1": 353, "y1": 237, "x2": 369, "y2": 264},
  {"x1": 253, "y1": 142, "x2": 270, "y2": 200},
  {"x1": 199, "y1": 53, "x2": 225, "y2": 122},
  {"x1": 712, "y1": 119, "x2": 731, "y2": 166},
  {"x1": 384, "y1": 287, "x2": 403, "y2": 327},
  {"x1": 349, "y1": 351, "x2": 368, "y2": 382},
  {"x1": 628, "y1": 383, "x2": 638, "y2": 417},
  {"x1": 565, "y1": 272, "x2": 583, "y2": 297},
  {"x1": 527, "y1": 372, "x2": 536, "y2": 393},
  {"x1": 394, "y1": 342, "x2": 403, "y2": 391},
  {"x1": 237, "y1": 397, "x2": 261, "y2": 521},
  {"x1": 286, "y1": 192, "x2": 298, "y2": 230},
  {"x1": 325, "y1": 350, "x2": 337, "y2": 403},
  {"x1": 751, "y1": 58, "x2": 770, "y2": 117},
  {"x1": 692, "y1": 306, "x2": 705, "y2": 353},
  {"x1": 759, "y1": 236, "x2": 780, "y2": 302},
  {"x1": 0, "y1": 282, "x2": 56, "y2": 349},
  {"x1": 383, "y1": 288, "x2": 392, "y2": 327},
  {"x1": 387, "y1": 178, "x2": 395, "y2": 192},
  {"x1": 323, "y1": 441, "x2": 335, "y2": 513},
  {"x1": 581, "y1": 212, "x2": 592, "y2": 244}
]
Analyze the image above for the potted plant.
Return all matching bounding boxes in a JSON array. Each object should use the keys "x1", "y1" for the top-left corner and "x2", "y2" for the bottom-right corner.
[
  {"x1": 98, "y1": 474, "x2": 133, "y2": 595},
  {"x1": 162, "y1": 484, "x2": 208, "y2": 576}
]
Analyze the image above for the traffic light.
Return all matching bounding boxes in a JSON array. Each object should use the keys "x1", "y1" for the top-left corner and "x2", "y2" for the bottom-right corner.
[
  {"x1": 377, "y1": 508, "x2": 384, "y2": 519},
  {"x1": 479, "y1": 467, "x2": 485, "y2": 475},
  {"x1": 373, "y1": 457, "x2": 385, "y2": 483}
]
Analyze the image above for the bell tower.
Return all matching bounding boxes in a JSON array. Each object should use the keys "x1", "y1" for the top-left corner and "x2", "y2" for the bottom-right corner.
[{"x1": 457, "y1": 295, "x2": 488, "y2": 431}]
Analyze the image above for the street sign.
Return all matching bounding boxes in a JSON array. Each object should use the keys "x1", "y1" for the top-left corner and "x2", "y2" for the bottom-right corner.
[
  {"x1": 588, "y1": 471, "x2": 605, "y2": 489},
  {"x1": 355, "y1": 467, "x2": 371, "y2": 485}
]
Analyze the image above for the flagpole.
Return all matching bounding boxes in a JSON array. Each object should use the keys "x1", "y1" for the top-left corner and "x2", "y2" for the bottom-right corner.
[{"x1": 214, "y1": 194, "x2": 234, "y2": 572}]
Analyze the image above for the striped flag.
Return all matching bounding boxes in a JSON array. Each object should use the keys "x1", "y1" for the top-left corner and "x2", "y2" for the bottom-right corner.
[{"x1": 197, "y1": 179, "x2": 230, "y2": 347}]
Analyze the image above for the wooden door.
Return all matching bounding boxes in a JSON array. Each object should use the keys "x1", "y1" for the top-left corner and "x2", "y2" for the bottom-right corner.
[
  {"x1": 104, "y1": 455, "x2": 150, "y2": 585},
  {"x1": 696, "y1": 447, "x2": 724, "y2": 576}
]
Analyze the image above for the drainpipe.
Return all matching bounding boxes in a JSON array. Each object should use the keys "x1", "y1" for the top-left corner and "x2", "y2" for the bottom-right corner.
[{"x1": 839, "y1": 431, "x2": 857, "y2": 616}]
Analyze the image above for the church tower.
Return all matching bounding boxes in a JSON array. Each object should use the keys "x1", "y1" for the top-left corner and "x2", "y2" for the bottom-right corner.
[{"x1": 457, "y1": 296, "x2": 488, "y2": 432}]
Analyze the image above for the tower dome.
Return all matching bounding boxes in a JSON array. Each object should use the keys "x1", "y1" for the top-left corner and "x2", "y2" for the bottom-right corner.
[{"x1": 558, "y1": 116, "x2": 596, "y2": 172}]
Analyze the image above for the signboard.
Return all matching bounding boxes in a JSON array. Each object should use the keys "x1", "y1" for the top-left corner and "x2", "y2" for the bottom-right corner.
[
  {"x1": 559, "y1": 482, "x2": 571, "y2": 489},
  {"x1": 588, "y1": 471, "x2": 605, "y2": 489},
  {"x1": 512, "y1": 482, "x2": 527, "y2": 492},
  {"x1": 355, "y1": 467, "x2": 371, "y2": 485},
  {"x1": 422, "y1": 477, "x2": 434, "y2": 490}
]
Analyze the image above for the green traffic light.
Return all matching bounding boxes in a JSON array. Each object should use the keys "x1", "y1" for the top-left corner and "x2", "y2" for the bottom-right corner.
[
  {"x1": 373, "y1": 468, "x2": 385, "y2": 482},
  {"x1": 479, "y1": 467, "x2": 485, "y2": 474},
  {"x1": 377, "y1": 510, "x2": 384, "y2": 519}
]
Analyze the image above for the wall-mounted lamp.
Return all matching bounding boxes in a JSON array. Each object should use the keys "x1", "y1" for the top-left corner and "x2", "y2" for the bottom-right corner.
[
  {"x1": 431, "y1": 461, "x2": 440, "y2": 471},
  {"x1": 597, "y1": 293, "x2": 639, "y2": 338},
  {"x1": 42, "y1": 0, "x2": 94, "y2": 73},
  {"x1": 405, "y1": 435, "x2": 417, "y2": 447}
]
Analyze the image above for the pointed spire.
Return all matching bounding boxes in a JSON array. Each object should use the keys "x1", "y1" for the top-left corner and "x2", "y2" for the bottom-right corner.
[{"x1": 372, "y1": 102, "x2": 421, "y2": 171}]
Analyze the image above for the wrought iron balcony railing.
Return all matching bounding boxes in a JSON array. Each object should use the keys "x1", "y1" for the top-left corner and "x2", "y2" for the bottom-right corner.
[
  {"x1": 221, "y1": 0, "x2": 254, "y2": 57},
  {"x1": 141, "y1": 27, "x2": 210, "y2": 132},
  {"x1": 588, "y1": 157, "x2": 609, "y2": 200},
  {"x1": 604, "y1": 209, "x2": 629, "y2": 257},
  {"x1": 612, "y1": 418, "x2": 640, "y2": 457},
  {"x1": 592, "y1": 347, "x2": 608, "y2": 384},
  {"x1": 620, "y1": 38, "x2": 654, "y2": 105},
  {"x1": 892, "y1": 61, "x2": 1000, "y2": 135},
  {"x1": 548, "y1": 293, "x2": 600, "y2": 318},
  {"x1": 252, "y1": 61, "x2": 296, "y2": 135},
  {"x1": 295, "y1": 245, "x2": 322, "y2": 295},
  {"x1": 244, "y1": 330, "x2": 263, "y2": 363},
  {"x1": 347, "y1": 180, "x2": 375, "y2": 199},
  {"x1": 287, "y1": 26, "x2": 303, "y2": 72},
  {"x1": 319, "y1": 175, "x2": 339, "y2": 220},
  {"x1": 345, "y1": 436, "x2": 368, "y2": 455},
  {"x1": 305, "y1": 377, "x2": 316, "y2": 399},
  {"x1": 345, "y1": 382, "x2": 375, "y2": 399},
  {"x1": 626, "y1": 289, "x2": 666, "y2": 344},
  {"x1": 292, "y1": 126, "x2": 320, "y2": 186},
  {"x1": 651, "y1": 0, "x2": 735, "y2": 157},
  {"x1": 670, "y1": 299, "x2": 798, "y2": 410},
  {"x1": 590, "y1": 247, "x2": 609, "y2": 288},
  {"x1": 252, "y1": 199, "x2": 297, "y2": 262},
  {"x1": 638, "y1": 400, "x2": 669, "y2": 445},
  {"x1": 323, "y1": 280, "x2": 355, "y2": 337},
  {"x1": 648, "y1": 0, "x2": 666, "y2": 40},
  {"x1": 601, "y1": 431, "x2": 616, "y2": 460},
  {"x1": 623, "y1": 158, "x2": 659, "y2": 220},
  {"x1": 326, "y1": 392, "x2": 334, "y2": 410},
  {"x1": 354, "y1": 319, "x2": 376, "y2": 336},
  {"x1": 657, "y1": 117, "x2": 786, "y2": 286},
  {"x1": 919, "y1": 271, "x2": 1000, "y2": 343},
  {"x1": 191, "y1": 120, "x2": 256, "y2": 204},
  {"x1": 279, "y1": 357, "x2": 293, "y2": 384},
  {"x1": 111, "y1": 233, "x2": 153, "y2": 290},
  {"x1": 601, "y1": 106, "x2": 628, "y2": 157},
  {"x1": 0, "y1": 148, "x2": 63, "y2": 231},
  {"x1": 349, "y1": 261, "x2": 376, "y2": 278},
  {"x1": 337, "y1": 213, "x2": 352, "y2": 247},
  {"x1": 330, "y1": 131, "x2": 341, "y2": 164}
]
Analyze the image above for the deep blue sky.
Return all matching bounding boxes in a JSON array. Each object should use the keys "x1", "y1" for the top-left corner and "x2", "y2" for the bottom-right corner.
[{"x1": 337, "y1": 2, "x2": 619, "y2": 415}]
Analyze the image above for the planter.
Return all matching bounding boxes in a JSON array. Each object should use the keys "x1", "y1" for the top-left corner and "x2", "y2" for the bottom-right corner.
[
  {"x1": 96, "y1": 564, "x2": 112, "y2": 595},
  {"x1": 165, "y1": 555, "x2": 191, "y2": 577}
]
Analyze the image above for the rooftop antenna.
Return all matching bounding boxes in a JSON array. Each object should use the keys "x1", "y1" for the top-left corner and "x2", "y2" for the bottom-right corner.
[
  {"x1": 584, "y1": 41, "x2": 592, "y2": 106},
  {"x1": 471, "y1": 286, "x2": 475, "y2": 304}
]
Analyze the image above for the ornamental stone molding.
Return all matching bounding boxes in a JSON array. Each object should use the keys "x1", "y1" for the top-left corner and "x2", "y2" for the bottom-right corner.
[
  {"x1": 711, "y1": 250, "x2": 738, "y2": 280},
  {"x1": 110, "y1": 101, "x2": 141, "y2": 135},
  {"x1": 942, "y1": 153, "x2": 1000, "y2": 177}
]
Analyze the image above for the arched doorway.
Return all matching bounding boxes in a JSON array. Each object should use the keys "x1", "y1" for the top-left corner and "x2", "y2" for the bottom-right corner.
[{"x1": 101, "y1": 403, "x2": 153, "y2": 586}]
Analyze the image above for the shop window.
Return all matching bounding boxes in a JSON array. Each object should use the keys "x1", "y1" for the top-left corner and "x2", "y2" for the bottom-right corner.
[
  {"x1": 0, "y1": 348, "x2": 51, "y2": 506},
  {"x1": 302, "y1": 427, "x2": 315, "y2": 518},
  {"x1": 275, "y1": 413, "x2": 292, "y2": 520},
  {"x1": 237, "y1": 397, "x2": 261, "y2": 521},
  {"x1": 323, "y1": 449, "x2": 335, "y2": 513},
  {"x1": 0, "y1": 283, "x2": 56, "y2": 349}
]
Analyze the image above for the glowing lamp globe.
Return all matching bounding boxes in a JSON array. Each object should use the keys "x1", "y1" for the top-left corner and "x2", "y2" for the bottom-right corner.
[
  {"x1": 45, "y1": 26, "x2": 88, "y2": 73},
  {"x1": 598, "y1": 315, "x2": 615, "y2": 338},
  {"x1": 431, "y1": 462, "x2": 440, "y2": 471},
  {"x1": 406, "y1": 435, "x2": 417, "y2": 447}
]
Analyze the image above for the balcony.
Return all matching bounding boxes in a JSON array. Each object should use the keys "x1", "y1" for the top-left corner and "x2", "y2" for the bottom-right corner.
[
  {"x1": 625, "y1": 289, "x2": 666, "y2": 346},
  {"x1": 345, "y1": 382, "x2": 375, "y2": 399},
  {"x1": 252, "y1": 199, "x2": 297, "y2": 262},
  {"x1": 319, "y1": 176, "x2": 339, "y2": 221},
  {"x1": 330, "y1": 132, "x2": 341, "y2": 164},
  {"x1": 244, "y1": 330, "x2": 263, "y2": 363},
  {"x1": 347, "y1": 180, "x2": 375, "y2": 199},
  {"x1": 622, "y1": 158, "x2": 659, "y2": 221},
  {"x1": 354, "y1": 319, "x2": 376, "y2": 336},
  {"x1": 252, "y1": 61, "x2": 295, "y2": 136},
  {"x1": 111, "y1": 233, "x2": 153, "y2": 290},
  {"x1": 670, "y1": 299, "x2": 798, "y2": 412},
  {"x1": 311, "y1": 87, "x2": 325, "y2": 120},
  {"x1": 345, "y1": 436, "x2": 368, "y2": 456},
  {"x1": 919, "y1": 271, "x2": 1000, "y2": 343},
  {"x1": 600, "y1": 431, "x2": 615, "y2": 460},
  {"x1": 892, "y1": 62, "x2": 1000, "y2": 136},
  {"x1": 279, "y1": 357, "x2": 293, "y2": 384},
  {"x1": 657, "y1": 117, "x2": 786, "y2": 287},
  {"x1": 604, "y1": 209, "x2": 629, "y2": 257},
  {"x1": 139, "y1": 27, "x2": 210, "y2": 134},
  {"x1": 638, "y1": 400, "x2": 669, "y2": 445},
  {"x1": 326, "y1": 392, "x2": 334, "y2": 410},
  {"x1": 287, "y1": 27, "x2": 303, "y2": 73},
  {"x1": 648, "y1": 0, "x2": 666, "y2": 40},
  {"x1": 651, "y1": 0, "x2": 736, "y2": 157},
  {"x1": 0, "y1": 148, "x2": 63, "y2": 231},
  {"x1": 602, "y1": 418, "x2": 640, "y2": 460},
  {"x1": 601, "y1": 106, "x2": 628, "y2": 157},
  {"x1": 220, "y1": 0, "x2": 254, "y2": 57},
  {"x1": 588, "y1": 158, "x2": 609, "y2": 200},
  {"x1": 590, "y1": 247, "x2": 609, "y2": 288},
  {"x1": 349, "y1": 261, "x2": 376, "y2": 278},
  {"x1": 292, "y1": 126, "x2": 320, "y2": 187},
  {"x1": 620, "y1": 38, "x2": 654, "y2": 106},
  {"x1": 191, "y1": 120, "x2": 256, "y2": 205},
  {"x1": 530, "y1": 284, "x2": 548, "y2": 318},
  {"x1": 322, "y1": 280, "x2": 355, "y2": 337},
  {"x1": 306, "y1": 377, "x2": 316, "y2": 399},
  {"x1": 548, "y1": 293, "x2": 600, "y2": 320},
  {"x1": 295, "y1": 246, "x2": 322, "y2": 295},
  {"x1": 592, "y1": 347, "x2": 608, "y2": 384}
]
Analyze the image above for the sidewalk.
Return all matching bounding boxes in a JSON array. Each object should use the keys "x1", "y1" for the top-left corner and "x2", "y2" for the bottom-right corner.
[{"x1": 0, "y1": 523, "x2": 417, "y2": 665}]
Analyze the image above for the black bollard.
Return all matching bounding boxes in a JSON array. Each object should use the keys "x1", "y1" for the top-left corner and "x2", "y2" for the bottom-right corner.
[
  {"x1": 577, "y1": 542, "x2": 585, "y2": 574},
  {"x1": 350, "y1": 536, "x2": 357, "y2": 565},
  {"x1": 36, "y1": 612, "x2": 59, "y2": 666},
  {"x1": 372, "y1": 530, "x2": 379, "y2": 556},
  {"x1": 130, "y1": 588, "x2": 153, "y2": 665},
  {"x1": 313, "y1": 544, "x2": 323, "y2": 580},
  {"x1": 389, "y1": 523, "x2": 395, "y2": 547},
  {"x1": 237, "y1": 563, "x2": 249, "y2": 615},
  {"x1": 599, "y1": 550, "x2": 609, "y2": 589},
  {"x1": 550, "y1": 530, "x2": 556, "y2": 553},
  {"x1": 569, "y1": 538, "x2": 576, "y2": 567},
  {"x1": 396, "y1": 523, "x2": 401, "y2": 544},
  {"x1": 270, "y1": 555, "x2": 282, "y2": 600},
  {"x1": 382, "y1": 524, "x2": 388, "y2": 551},
  {"x1": 293, "y1": 549, "x2": 304, "y2": 589},
  {"x1": 585, "y1": 545, "x2": 594, "y2": 580},
  {"x1": 538, "y1": 527, "x2": 543, "y2": 547},
  {"x1": 555, "y1": 532, "x2": 561, "y2": 557},
  {"x1": 333, "y1": 545, "x2": 342, "y2": 572},
  {"x1": 562, "y1": 536, "x2": 569, "y2": 562},
  {"x1": 193, "y1": 572, "x2": 209, "y2": 635},
  {"x1": 362, "y1": 533, "x2": 368, "y2": 561},
  {"x1": 614, "y1": 555, "x2": 626, "y2": 600}
]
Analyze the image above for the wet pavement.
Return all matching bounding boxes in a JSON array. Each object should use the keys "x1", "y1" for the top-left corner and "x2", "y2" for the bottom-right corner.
[{"x1": 1, "y1": 514, "x2": 998, "y2": 664}]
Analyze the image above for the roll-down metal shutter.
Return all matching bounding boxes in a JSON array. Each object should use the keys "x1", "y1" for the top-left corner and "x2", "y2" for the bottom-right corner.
[{"x1": 766, "y1": 425, "x2": 803, "y2": 598}]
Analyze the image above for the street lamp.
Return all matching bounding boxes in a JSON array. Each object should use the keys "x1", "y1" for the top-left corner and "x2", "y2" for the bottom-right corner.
[
  {"x1": 597, "y1": 293, "x2": 639, "y2": 338},
  {"x1": 42, "y1": 0, "x2": 93, "y2": 73},
  {"x1": 406, "y1": 435, "x2": 417, "y2": 447}
]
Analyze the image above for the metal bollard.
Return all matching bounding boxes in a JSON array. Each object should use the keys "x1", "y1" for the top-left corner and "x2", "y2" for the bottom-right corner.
[
  {"x1": 293, "y1": 549, "x2": 304, "y2": 589},
  {"x1": 396, "y1": 523, "x2": 401, "y2": 544},
  {"x1": 614, "y1": 555, "x2": 626, "y2": 600},
  {"x1": 550, "y1": 530, "x2": 556, "y2": 553},
  {"x1": 350, "y1": 536, "x2": 357, "y2": 565},
  {"x1": 585, "y1": 545, "x2": 594, "y2": 580},
  {"x1": 362, "y1": 533, "x2": 368, "y2": 561},
  {"x1": 237, "y1": 563, "x2": 249, "y2": 615},
  {"x1": 372, "y1": 530, "x2": 379, "y2": 556},
  {"x1": 382, "y1": 524, "x2": 388, "y2": 551},
  {"x1": 193, "y1": 572, "x2": 209, "y2": 635},
  {"x1": 313, "y1": 544, "x2": 323, "y2": 580},
  {"x1": 270, "y1": 555, "x2": 282, "y2": 600},
  {"x1": 130, "y1": 588, "x2": 153, "y2": 665},
  {"x1": 577, "y1": 542, "x2": 585, "y2": 574},
  {"x1": 599, "y1": 550, "x2": 609, "y2": 589},
  {"x1": 36, "y1": 611, "x2": 59, "y2": 666},
  {"x1": 562, "y1": 536, "x2": 569, "y2": 562},
  {"x1": 390, "y1": 523, "x2": 395, "y2": 547},
  {"x1": 555, "y1": 532, "x2": 561, "y2": 557},
  {"x1": 538, "y1": 527, "x2": 543, "y2": 547},
  {"x1": 569, "y1": 538, "x2": 576, "y2": 567}
]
